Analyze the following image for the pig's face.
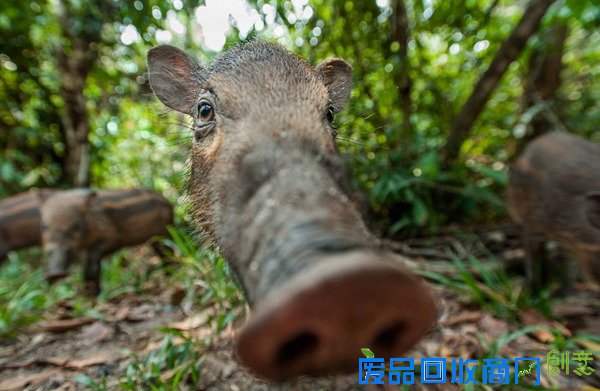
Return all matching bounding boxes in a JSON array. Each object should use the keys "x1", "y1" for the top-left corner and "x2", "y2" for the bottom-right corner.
[
  {"x1": 147, "y1": 42, "x2": 352, "y2": 237},
  {"x1": 41, "y1": 190, "x2": 90, "y2": 279},
  {"x1": 147, "y1": 42, "x2": 436, "y2": 380}
]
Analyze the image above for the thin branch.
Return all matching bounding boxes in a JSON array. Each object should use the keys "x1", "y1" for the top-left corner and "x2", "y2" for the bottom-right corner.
[{"x1": 441, "y1": 0, "x2": 557, "y2": 166}]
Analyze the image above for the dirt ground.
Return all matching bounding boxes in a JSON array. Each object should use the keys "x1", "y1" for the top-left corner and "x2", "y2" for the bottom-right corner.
[{"x1": 1, "y1": 229, "x2": 599, "y2": 390}]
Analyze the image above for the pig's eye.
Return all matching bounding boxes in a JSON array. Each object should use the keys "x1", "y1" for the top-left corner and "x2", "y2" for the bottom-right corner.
[
  {"x1": 198, "y1": 101, "x2": 215, "y2": 122},
  {"x1": 326, "y1": 106, "x2": 335, "y2": 124}
]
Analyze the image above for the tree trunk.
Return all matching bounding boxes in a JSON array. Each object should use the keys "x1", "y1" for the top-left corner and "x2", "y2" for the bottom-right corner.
[
  {"x1": 57, "y1": 60, "x2": 93, "y2": 187},
  {"x1": 522, "y1": 22, "x2": 568, "y2": 143},
  {"x1": 55, "y1": 0, "x2": 99, "y2": 187},
  {"x1": 441, "y1": 0, "x2": 557, "y2": 166},
  {"x1": 390, "y1": 0, "x2": 412, "y2": 143}
]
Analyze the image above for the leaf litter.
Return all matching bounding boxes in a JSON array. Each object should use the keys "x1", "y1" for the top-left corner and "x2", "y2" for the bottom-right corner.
[{"x1": 0, "y1": 233, "x2": 598, "y2": 390}]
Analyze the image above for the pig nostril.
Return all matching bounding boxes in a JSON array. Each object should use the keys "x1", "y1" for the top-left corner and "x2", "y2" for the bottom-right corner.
[
  {"x1": 275, "y1": 331, "x2": 319, "y2": 366},
  {"x1": 372, "y1": 320, "x2": 406, "y2": 350}
]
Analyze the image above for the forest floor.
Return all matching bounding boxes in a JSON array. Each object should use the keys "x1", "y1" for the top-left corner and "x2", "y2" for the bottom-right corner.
[{"x1": 0, "y1": 227, "x2": 598, "y2": 391}]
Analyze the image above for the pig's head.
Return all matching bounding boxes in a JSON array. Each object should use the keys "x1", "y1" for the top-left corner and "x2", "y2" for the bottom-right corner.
[
  {"x1": 148, "y1": 41, "x2": 436, "y2": 380},
  {"x1": 41, "y1": 189, "x2": 92, "y2": 281},
  {"x1": 148, "y1": 42, "x2": 351, "y2": 232}
]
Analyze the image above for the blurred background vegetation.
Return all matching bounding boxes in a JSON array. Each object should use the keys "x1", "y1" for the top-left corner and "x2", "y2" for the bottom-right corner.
[{"x1": 1, "y1": 0, "x2": 599, "y2": 237}]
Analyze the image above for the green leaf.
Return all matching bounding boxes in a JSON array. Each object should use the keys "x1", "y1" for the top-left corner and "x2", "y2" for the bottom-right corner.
[
  {"x1": 412, "y1": 198, "x2": 429, "y2": 227},
  {"x1": 390, "y1": 216, "x2": 411, "y2": 235},
  {"x1": 565, "y1": 0, "x2": 587, "y2": 18},
  {"x1": 73, "y1": 375, "x2": 95, "y2": 386},
  {"x1": 476, "y1": 164, "x2": 508, "y2": 186},
  {"x1": 361, "y1": 348, "x2": 374, "y2": 358},
  {"x1": 414, "y1": 151, "x2": 439, "y2": 178}
]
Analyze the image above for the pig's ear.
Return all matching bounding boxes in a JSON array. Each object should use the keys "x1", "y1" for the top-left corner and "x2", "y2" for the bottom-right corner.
[
  {"x1": 585, "y1": 192, "x2": 600, "y2": 229},
  {"x1": 316, "y1": 59, "x2": 352, "y2": 112},
  {"x1": 147, "y1": 45, "x2": 205, "y2": 115}
]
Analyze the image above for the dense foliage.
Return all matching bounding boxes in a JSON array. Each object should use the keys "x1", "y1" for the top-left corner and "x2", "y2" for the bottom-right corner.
[{"x1": 1, "y1": 0, "x2": 599, "y2": 236}]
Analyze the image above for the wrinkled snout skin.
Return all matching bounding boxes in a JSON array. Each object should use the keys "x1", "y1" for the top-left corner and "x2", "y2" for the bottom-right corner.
[
  {"x1": 507, "y1": 132, "x2": 600, "y2": 288},
  {"x1": 0, "y1": 189, "x2": 55, "y2": 261},
  {"x1": 40, "y1": 188, "x2": 173, "y2": 294},
  {"x1": 148, "y1": 41, "x2": 436, "y2": 380}
]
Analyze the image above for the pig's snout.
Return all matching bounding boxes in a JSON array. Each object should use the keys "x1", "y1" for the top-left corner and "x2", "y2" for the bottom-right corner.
[
  {"x1": 235, "y1": 250, "x2": 436, "y2": 381},
  {"x1": 44, "y1": 249, "x2": 72, "y2": 283}
]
